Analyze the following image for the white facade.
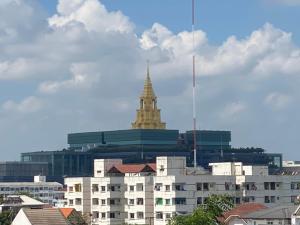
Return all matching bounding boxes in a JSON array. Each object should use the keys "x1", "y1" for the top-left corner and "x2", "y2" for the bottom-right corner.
[
  {"x1": 0, "y1": 176, "x2": 64, "y2": 206},
  {"x1": 64, "y1": 157, "x2": 300, "y2": 225},
  {"x1": 11, "y1": 208, "x2": 32, "y2": 225}
]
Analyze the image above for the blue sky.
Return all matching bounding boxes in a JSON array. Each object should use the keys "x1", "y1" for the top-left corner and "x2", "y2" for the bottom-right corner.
[
  {"x1": 1, "y1": 0, "x2": 300, "y2": 160},
  {"x1": 40, "y1": 0, "x2": 300, "y2": 45}
]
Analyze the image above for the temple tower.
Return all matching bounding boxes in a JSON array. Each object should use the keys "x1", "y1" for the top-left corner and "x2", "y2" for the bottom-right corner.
[{"x1": 132, "y1": 64, "x2": 166, "y2": 129}]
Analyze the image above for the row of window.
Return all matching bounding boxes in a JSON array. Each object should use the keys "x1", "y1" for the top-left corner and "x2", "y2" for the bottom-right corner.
[
  {"x1": 71, "y1": 181, "x2": 300, "y2": 193},
  {"x1": 92, "y1": 211, "x2": 144, "y2": 220},
  {"x1": 154, "y1": 182, "x2": 216, "y2": 192},
  {"x1": 69, "y1": 195, "x2": 299, "y2": 208},
  {"x1": 0, "y1": 187, "x2": 61, "y2": 192},
  {"x1": 92, "y1": 184, "x2": 144, "y2": 192}
]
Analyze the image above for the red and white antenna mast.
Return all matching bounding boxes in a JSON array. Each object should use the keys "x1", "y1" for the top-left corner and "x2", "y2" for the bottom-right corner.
[{"x1": 192, "y1": 0, "x2": 197, "y2": 168}]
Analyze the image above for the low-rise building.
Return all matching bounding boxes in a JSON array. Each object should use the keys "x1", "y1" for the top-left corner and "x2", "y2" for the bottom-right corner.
[
  {"x1": 221, "y1": 203, "x2": 298, "y2": 225},
  {"x1": 0, "y1": 175, "x2": 64, "y2": 206},
  {"x1": 0, "y1": 195, "x2": 46, "y2": 213},
  {"x1": 64, "y1": 157, "x2": 300, "y2": 225}
]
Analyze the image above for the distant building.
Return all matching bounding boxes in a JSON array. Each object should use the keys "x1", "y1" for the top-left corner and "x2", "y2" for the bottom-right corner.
[
  {"x1": 64, "y1": 156, "x2": 300, "y2": 225},
  {"x1": 284, "y1": 161, "x2": 300, "y2": 167},
  {"x1": 292, "y1": 205, "x2": 300, "y2": 225},
  {"x1": 0, "y1": 161, "x2": 48, "y2": 182},
  {"x1": 0, "y1": 175, "x2": 64, "y2": 206},
  {"x1": 21, "y1": 67, "x2": 282, "y2": 182},
  {"x1": 221, "y1": 203, "x2": 298, "y2": 225},
  {"x1": 0, "y1": 195, "x2": 45, "y2": 213},
  {"x1": 12, "y1": 208, "x2": 68, "y2": 225}
]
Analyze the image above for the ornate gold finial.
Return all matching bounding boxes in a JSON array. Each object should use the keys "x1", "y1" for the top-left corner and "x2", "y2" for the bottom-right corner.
[{"x1": 131, "y1": 63, "x2": 166, "y2": 129}]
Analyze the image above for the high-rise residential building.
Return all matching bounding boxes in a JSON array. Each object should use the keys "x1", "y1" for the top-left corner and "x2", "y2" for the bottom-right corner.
[{"x1": 64, "y1": 156, "x2": 300, "y2": 225}]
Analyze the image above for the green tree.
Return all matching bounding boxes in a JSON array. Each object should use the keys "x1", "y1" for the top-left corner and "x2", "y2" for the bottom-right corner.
[
  {"x1": 168, "y1": 195, "x2": 233, "y2": 225},
  {"x1": 0, "y1": 211, "x2": 15, "y2": 225}
]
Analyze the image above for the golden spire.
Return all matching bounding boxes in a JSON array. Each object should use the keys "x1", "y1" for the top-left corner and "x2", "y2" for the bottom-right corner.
[{"x1": 132, "y1": 62, "x2": 166, "y2": 129}]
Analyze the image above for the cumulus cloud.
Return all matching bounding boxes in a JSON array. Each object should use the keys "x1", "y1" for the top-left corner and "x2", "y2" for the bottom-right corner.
[
  {"x1": 219, "y1": 102, "x2": 247, "y2": 122},
  {"x1": 49, "y1": 0, "x2": 134, "y2": 33},
  {"x1": 264, "y1": 92, "x2": 293, "y2": 110},
  {"x1": 2, "y1": 96, "x2": 43, "y2": 113},
  {"x1": 1, "y1": 0, "x2": 300, "y2": 160}
]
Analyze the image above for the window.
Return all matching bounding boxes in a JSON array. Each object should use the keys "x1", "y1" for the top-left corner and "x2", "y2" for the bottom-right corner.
[
  {"x1": 197, "y1": 197, "x2": 202, "y2": 205},
  {"x1": 92, "y1": 198, "x2": 99, "y2": 205},
  {"x1": 264, "y1": 182, "x2": 269, "y2": 190},
  {"x1": 101, "y1": 186, "x2": 105, "y2": 192},
  {"x1": 291, "y1": 196, "x2": 297, "y2": 203},
  {"x1": 174, "y1": 184, "x2": 185, "y2": 191},
  {"x1": 129, "y1": 199, "x2": 134, "y2": 205},
  {"x1": 166, "y1": 213, "x2": 171, "y2": 219},
  {"x1": 235, "y1": 184, "x2": 241, "y2": 191},
  {"x1": 109, "y1": 213, "x2": 115, "y2": 219},
  {"x1": 75, "y1": 184, "x2": 82, "y2": 192},
  {"x1": 156, "y1": 212, "x2": 163, "y2": 220},
  {"x1": 137, "y1": 198, "x2": 144, "y2": 205},
  {"x1": 291, "y1": 182, "x2": 300, "y2": 190},
  {"x1": 196, "y1": 183, "x2": 202, "y2": 191},
  {"x1": 203, "y1": 183, "x2": 209, "y2": 191},
  {"x1": 165, "y1": 199, "x2": 171, "y2": 205},
  {"x1": 69, "y1": 199, "x2": 74, "y2": 206},
  {"x1": 101, "y1": 213, "x2": 105, "y2": 219},
  {"x1": 225, "y1": 182, "x2": 230, "y2": 191},
  {"x1": 129, "y1": 185, "x2": 134, "y2": 192},
  {"x1": 101, "y1": 199, "x2": 106, "y2": 205},
  {"x1": 75, "y1": 198, "x2": 82, "y2": 205},
  {"x1": 235, "y1": 198, "x2": 241, "y2": 204},
  {"x1": 92, "y1": 211, "x2": 99, "y2": 219},
  {"x1": 130, "y1": 213, "x2": 134, "y2": 219},
  {"x1": 92, "y1": 184, "x2": 99, "y2": 192},
  {"x1": 265, "y1": 196, "x2": 270, "y2": 203},
  {"x1": 165, "y1": 185, "x2": 171, "y2": 192},
  {"x1": 270, "y1": 196, "x2": 276, "y2": 203},
  {"x1": 154, "y1": 183, "x2": 162, "y2": 191},
  {"x1": 68, "y1": 186, "x2": 73, "y2": 192},
  {"x1": 156, "y1": 198, "x2": 163, "y2": 205},
  {"x1": 264, "y1": 196, "x2": 275, "y2": 203},
  {"x1": 270, "y1": 182, "x2": 276, "y2": 190},
  {"x1": 174, "y1": 198, "x2": 186, "y2": 205},
  {"x1": 136, "y1": 183, "x2": 143, "y2": 191},
  {"x1": 137, "y1": 212, "x2": 144, "y2": 219}
]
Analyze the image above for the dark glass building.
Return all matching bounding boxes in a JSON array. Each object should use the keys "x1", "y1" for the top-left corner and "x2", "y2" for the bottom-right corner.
[
  {"x1": 21, "y1": 129, "x2": 282, "y2": 183},
  {"x1": 0, "y1": 161, "x2": 49, "y2": 182}
]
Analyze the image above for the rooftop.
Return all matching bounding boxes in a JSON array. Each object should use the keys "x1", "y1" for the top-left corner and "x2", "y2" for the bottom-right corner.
[{"x1": 22, "y1": 208, "x2": 68, "y2": 225}]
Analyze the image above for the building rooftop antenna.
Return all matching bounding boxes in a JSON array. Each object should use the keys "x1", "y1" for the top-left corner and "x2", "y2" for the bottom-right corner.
[{"x1": 192, "y1": 0, "x2": 198, "y2": 168}]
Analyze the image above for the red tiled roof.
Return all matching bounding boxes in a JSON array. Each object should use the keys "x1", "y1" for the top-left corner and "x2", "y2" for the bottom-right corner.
[
  {"x1": 147, "y1": 163, "x2": 157, "y2": 171},
  {"x1": 219, "y1": 203, "x2": 268, "y2": 224},
  {"x1": 59, "y1": 208, "x2": 74, "y2": 218},
  {"x1": 108, "y1": 163, "x2": 156, "y2": 174}
]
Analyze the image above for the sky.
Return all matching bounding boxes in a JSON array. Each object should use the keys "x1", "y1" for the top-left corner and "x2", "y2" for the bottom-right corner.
[{"x1": 1, "y1": 0, "x2": 300, "y2": 160}]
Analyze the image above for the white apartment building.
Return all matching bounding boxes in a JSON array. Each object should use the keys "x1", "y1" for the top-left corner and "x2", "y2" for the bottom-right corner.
[
  {"x1": 0, "y1": 175, "x2": 64, "y2": 206},
  {"x1": 64, "y1": 157, "x2": 300, "y2": 225}
]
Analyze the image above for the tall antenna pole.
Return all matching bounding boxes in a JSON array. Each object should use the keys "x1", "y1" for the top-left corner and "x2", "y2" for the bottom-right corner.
[{"x1": 192, "y1": 0, "x2": 197, "y2": 168}]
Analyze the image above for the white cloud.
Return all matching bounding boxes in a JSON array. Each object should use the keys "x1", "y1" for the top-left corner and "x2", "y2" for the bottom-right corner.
[
  {"x1": 38, "y1": 63, "x2": 101, "y2": 94},
  {"x1": 220, "y1": 102, "x2": 247, "y2": 119},
  {"x1": 2, "y1": 96, "x2": 43, "y2": 113},
  {"x1": 49, "y1": 0, "x2": 134, "y2": 33},
  {"x1": 0, "y1": 0, "x2": 300, "y2": 160},
  {"x1": 265, "y1": 92, "x2": 292, "y2": 110}
]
